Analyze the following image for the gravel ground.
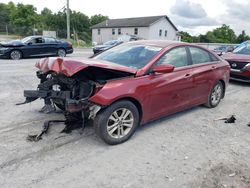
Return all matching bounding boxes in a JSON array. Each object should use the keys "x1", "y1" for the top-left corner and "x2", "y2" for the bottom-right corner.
[{"x1": 0, "y1": 49, "x2": 249, "y2": 188}]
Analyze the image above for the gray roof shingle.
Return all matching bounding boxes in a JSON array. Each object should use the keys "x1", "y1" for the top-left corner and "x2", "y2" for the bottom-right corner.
[{"x1": 91, "y1": 15, "x2": 178, "y2": 31}]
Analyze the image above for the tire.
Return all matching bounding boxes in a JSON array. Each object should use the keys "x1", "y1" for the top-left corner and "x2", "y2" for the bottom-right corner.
[
  {"x1": 94, "y1": 100, "x2": 139, "y2": 145},
  {"x1": 205, "y1": 81, "x2": 224, "y2": 108},
  {"x1": 10, "y1": 50, "x2": 22, "y2": 60},
  {"x1": 57, "y1": 48, "x2": 66, "y2": 57}
]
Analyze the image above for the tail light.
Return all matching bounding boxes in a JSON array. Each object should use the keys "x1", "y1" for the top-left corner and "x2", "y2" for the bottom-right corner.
[{"x1": 68, "y1": 43, "x2": 72, "y2": 48}]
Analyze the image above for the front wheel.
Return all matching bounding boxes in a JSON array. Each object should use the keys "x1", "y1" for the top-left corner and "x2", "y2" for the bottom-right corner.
[
  {"x1": 10, "y1": 50, "x2": 22, "y2": 60},
  {"x1": 205, "y1": 81, "x2": 224, "y2": 108},
  {"x1": 94, "y1": 100, "x2": 139, "y2": 145}
]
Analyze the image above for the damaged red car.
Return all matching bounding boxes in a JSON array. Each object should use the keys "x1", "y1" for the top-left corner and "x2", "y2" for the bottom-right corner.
[
  {"x1": 223, "y1": 42, "x2": 250, "y2": 82},
  {"x1": 21, "y1": 40, "x2": 230, "y2": 145}
]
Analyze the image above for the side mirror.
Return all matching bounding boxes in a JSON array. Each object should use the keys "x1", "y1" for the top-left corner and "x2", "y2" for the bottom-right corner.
[
  {"x1": 27, "y1": 42, "x2": 33, "y2": 45},
  {"x1": 152, "y1": 64, "x2": 174, "y2": 74}
]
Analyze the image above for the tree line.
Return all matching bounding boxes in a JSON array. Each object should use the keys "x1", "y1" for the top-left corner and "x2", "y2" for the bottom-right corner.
[
  {"x1": 0, "y1": 2, "x2": 108, "y2": 43},
  {"x1": 180, "y1": 24, "x2": 250, "y2": 44},
  {"x1": 1, "y1": 2, "x2": 249, "y2": 44}
]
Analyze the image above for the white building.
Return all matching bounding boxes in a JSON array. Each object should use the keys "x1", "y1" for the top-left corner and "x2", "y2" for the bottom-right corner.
[{"x1": 91, "y1": 15, "x2": 179, "y2": 44}]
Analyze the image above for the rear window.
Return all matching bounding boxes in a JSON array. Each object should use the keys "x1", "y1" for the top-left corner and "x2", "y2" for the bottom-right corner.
[
  {"x1": 44, "y1": 37, "x2": 57, "y2": 43},
  {"x1": 189, "y1": 47, "x2": 212, "y2": 64}
]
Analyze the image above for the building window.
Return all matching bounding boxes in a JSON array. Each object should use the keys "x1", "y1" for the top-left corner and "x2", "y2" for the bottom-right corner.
[
  {"x1": 118, "y1": 28, "x2": 121, "y2": 35},
  {"x1": 165, "y1": 30, "x2": 167, "y2": 37},
  {"x1": 98, "y1": 29, "x2": 101, "y2": 35},
  {"x1": 159, "y1": 29, "x2": 162, "y2": 36},
  {"x1": 134, "y1": 28, "x2": 138, "y2": 35},
  {"x1": 112, "y1": 28, "x2": 115, "y2": 35}
]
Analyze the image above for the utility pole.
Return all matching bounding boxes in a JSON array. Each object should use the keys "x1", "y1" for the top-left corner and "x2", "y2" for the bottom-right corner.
[{"x1": 66, "y1": 0, "x2": 70, "y2": 39}]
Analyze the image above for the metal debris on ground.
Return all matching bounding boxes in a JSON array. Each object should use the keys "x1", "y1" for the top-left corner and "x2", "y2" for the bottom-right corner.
[
  {"x1": 26, "y1": 120, "x2": 65, "y2": 142},
  {"x1": 214, "y1": 115, "x2": 236, "y2": 123},
  {"x1": 26, "y1": 112, "x2": 84, "y2": 142}
]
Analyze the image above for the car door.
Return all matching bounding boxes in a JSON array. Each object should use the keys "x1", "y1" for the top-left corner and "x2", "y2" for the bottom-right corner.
[
  {"x1": 23, "y1": 37, "x2": 48, "y2": 56},
  {"x1": 187, "y1": 46, "x2": 220, "y2": 104},
  {"x1": 44, "y1": 37, "x2": 59, "y2": 55},
  {"x1": 146, "y1": 46, "x2": 195, "y2": 120}
]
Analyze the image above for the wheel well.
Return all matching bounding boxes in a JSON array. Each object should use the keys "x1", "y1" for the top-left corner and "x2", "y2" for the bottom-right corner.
[
  {"x1": 112, "y1": 97, "x2": 143, "y2": 123},
  {"x1": 219, "y1": 80, "x2": 226, "y2": 98},
  {"x1": 58, "y1": 48, "x2": 66, "y2": 51}
]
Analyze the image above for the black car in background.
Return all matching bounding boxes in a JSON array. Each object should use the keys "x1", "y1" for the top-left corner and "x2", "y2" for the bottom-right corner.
[
  {"x1": 93, "y1": 40, "x2": 123, "y2": 54},
  {"x1": 0, "y1": 36, "x2": 73, "y2": 60}
]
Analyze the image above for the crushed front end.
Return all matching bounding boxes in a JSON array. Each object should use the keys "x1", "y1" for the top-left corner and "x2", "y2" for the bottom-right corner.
[{"x1": 19, "y1": 57, "x2": 135, "y2": 141}]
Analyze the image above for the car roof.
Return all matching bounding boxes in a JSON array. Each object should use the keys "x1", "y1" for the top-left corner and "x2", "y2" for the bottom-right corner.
[
  {"x1": 27, "y1": 35, "x2": 56, "y2": 39},
  {"x1": 128, "y1": 40, "x2": 186, "y2": 48}
]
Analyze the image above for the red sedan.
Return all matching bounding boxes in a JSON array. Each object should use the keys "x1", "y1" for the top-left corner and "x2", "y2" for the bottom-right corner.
[
  {"x1": 22, "y1": 40, "x2": 230, "y2": 145},
  {"x1": 223, "y1": 42, "x2": 250, "y2": 82}
]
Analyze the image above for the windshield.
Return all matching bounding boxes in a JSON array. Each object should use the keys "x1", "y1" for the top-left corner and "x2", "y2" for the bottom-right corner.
[
  {"x1": 21, "y1": 36, "x2": 33, "y2": 43},
  {"x1": 94, "y1": 43, "x2": 162, "y2": 69},
  {"x1": 233, "y1": 43, "x2": 250, "y2": 55}
]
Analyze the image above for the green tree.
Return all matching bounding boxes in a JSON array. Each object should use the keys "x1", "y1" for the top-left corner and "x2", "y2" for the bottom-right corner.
[
  {"x1": 179, "y1": 31, "x2": 193, "y2": 42},
  {"x1": 0, "y1": 3, "x2": 11, "y2": 26},
  {"x1": 90, "y1": 14, "x2": 108, "y2": 26},
  {"x1": 39, "y1": 8, "x2": 53, "y2": 30},
  {"x1": 10, "y1": 3, "x2": 38, "y2": 35},
  {"x1": 236, "y1": 30, "x2": 250, "y2": 43},
  {"x1": 212, "y1": 24, "x2": 236, "y2": 43}
]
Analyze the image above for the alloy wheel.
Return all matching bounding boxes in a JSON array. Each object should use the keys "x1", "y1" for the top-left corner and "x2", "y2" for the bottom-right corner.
[
  {"x1": 10, "y1": 50, "x2": 21, "y2": 60},
  {"x1": 58, "y1": 49, "x2": 66, "y2": 57},
  {"x1": 211, "y1": 84, "x2": 222, "y2": 106},
  {"x1": 107, "y1": 108, "x2": 134, "y2": 139}
]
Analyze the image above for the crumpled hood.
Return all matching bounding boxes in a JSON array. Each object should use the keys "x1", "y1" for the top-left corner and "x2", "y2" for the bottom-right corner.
[
  {"x1": 0, "y1": 40, "x2": 24, "y2": 47},
  {"x1": 35, "y1": 57, "x2": 137, "y2": 77},
  {"x1": 223, "y1": 52, "x2": 250, "y2": 63}
]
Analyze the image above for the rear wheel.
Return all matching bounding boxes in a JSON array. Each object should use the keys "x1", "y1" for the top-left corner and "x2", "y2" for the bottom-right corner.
[
  {"x1": 205, "y1": 81, "x2": 224, "y2": 108},
  {"x1": 10, "y1": 50, "x2": 22, "y2": 60},
  {"x1": 94, "y1": 100, "x2": 139, "y2": 145},
  {"x1": 57, "y1": 48, "x2": 66, "y2": 57}
]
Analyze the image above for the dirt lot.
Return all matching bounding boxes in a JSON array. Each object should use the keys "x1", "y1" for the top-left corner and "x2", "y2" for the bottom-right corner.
[{"x1": 0, "y1": 49, "x2": 250, "y2": 188}]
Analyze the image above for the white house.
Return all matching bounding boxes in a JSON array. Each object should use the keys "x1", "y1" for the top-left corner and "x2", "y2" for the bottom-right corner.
[{"x1": 91, "y1": 15, "x2": 180, "y2": 44}]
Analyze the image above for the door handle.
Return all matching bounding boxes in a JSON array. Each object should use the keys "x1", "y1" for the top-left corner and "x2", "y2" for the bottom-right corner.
[
  {"x1": 184, "y1": 73, "x2": 192, "y2": 78},
  {"x1": 211, "y1": 66, "x2": 217, "y2": 70}
]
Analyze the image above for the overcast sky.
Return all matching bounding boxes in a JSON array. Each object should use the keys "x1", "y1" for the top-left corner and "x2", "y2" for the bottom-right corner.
[{"x1": 1, "y1": 0, "x2": 250, "y2": 35}]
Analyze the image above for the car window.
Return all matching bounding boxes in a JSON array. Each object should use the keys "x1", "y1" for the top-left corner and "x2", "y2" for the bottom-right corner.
[
  {"x1": 189, "y1": 47, "x2": 212, "y2": 64},
  {"x1": 156, "y1": 47, "x2": 188, "y2": 68},
  {"x1": 44, "y1": 37, "x2": 57, "y2": 43},
  {"x1": 21, "y1": 36, "x2": 33, "y2": 43},
  {"x1": 94, "y1": 44, "x2": 162, "y2": 69},
  {"x1": 234, "y1": 44, "x2": 250, "y2": 55},
  {"x1": 31, "y1": 37, "x2": 45, "y2": 44}
]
